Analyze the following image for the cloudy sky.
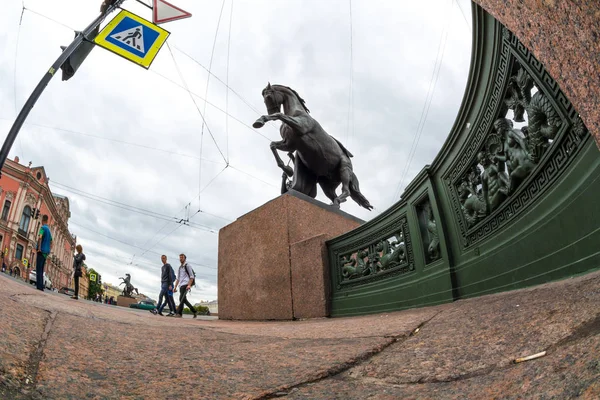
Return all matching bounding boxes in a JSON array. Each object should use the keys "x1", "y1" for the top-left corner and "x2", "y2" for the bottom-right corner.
[{"x1": 0, "y1": 0, "x2": 472, "y2": 303}]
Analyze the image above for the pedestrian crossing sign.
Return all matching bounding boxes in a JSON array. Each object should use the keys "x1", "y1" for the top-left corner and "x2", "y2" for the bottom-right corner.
[{"x1": 95, "y1": 9, "x2": 170, "y2": 69}]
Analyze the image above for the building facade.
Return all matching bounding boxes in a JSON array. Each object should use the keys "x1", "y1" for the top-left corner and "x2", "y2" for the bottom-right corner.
[
  {"x1": 0, "y1": 157, "x2": 76, "y2": 289},
  {"x1": 79, "y1": 263, "x2": 90, "y2": 299},
  {"x1": 103, "y1": 282, "x2": 122, "y2": 300}
]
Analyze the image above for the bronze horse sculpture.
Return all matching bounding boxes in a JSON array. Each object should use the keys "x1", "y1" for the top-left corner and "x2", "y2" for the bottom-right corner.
[
  {"x1": 119, "y1": 274, "x2": 139, "y2": 297},
  {"x1": 253, "y1": 83, "x2": 373, "y2": 210}
]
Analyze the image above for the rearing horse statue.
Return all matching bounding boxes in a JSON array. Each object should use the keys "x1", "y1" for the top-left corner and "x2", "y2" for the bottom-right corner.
[{"x1": 253, "y1": 83, "x2": 373, "y2": 210}]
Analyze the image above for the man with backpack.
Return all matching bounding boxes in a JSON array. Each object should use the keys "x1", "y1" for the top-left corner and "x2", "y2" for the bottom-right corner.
[
  {"x1": 173, "y1": 253, "x2": 197, "y2": 318},
  {"x1": 153, "y1": 255, "x2": 177, "y2": 316}
]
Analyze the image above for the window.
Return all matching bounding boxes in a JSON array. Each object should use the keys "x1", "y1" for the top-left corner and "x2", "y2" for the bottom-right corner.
[
  {"x1": 1, "y1": 200, "x2": 10, "y2": 221},
  {"x1": 19, "y1": 206, "x2": 31, "y2": 233},
  {"x1": 15, "y1": 244, "x2": 23, "y2": 260}
]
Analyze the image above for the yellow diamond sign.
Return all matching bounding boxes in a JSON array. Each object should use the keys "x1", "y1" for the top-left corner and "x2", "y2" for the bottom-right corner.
[{"x1": 95, "y1": 9, "x2": 170, "y2": 69}]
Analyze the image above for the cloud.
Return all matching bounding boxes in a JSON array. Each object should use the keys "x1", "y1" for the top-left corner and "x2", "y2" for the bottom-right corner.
[{"x1": 0, "y1": 0, "x2": 472, "y2": 303}]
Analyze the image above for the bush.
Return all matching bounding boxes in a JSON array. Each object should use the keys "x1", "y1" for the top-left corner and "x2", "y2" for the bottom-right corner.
[{"x1": 182, "y1": 305, "x2": 210, "y2": 315}]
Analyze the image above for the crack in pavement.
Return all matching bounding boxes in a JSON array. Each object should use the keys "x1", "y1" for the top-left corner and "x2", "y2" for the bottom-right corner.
[
  {"x1": 24, "y1": 310, "x2": 57, "y2": 391},
  {"x1": 546, "y1": 313, "x2": 600, "y2": 352},
  {"x1": 344, "y1": 313, "x2": 600, "y2": 388},
  {"x1": 254, "y1": 311, "x2": 444, "y2": 399}
]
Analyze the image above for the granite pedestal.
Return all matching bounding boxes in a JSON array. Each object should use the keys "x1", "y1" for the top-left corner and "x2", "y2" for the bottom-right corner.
[
  {"x1": 218, "y1": 191, "x2": 363, "y2": 320},
  {"x1": 116, "y1": 295, "x2": 137, "y2": 308}
]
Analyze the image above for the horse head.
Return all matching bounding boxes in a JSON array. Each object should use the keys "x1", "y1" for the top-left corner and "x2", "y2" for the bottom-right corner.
[
  {"x1": 261, "y1": 83, "x2": 310, "y2": 115},
  {"x1": 261, "y1": 82, "x2": 284, "y2": 115}
]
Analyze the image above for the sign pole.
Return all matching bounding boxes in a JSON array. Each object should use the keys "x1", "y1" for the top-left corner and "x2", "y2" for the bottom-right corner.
[{"x1": 0, "y1": 0, "x2": 127, "y2": 175}]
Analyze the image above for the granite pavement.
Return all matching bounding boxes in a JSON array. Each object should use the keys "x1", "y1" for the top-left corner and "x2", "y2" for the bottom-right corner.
[{"x1": 1, "y1": 270, "x2": 599, "y2": 399}]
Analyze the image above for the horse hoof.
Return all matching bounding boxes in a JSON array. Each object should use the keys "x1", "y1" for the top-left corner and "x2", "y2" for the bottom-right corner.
[{"x1": 253, "y1": 120, "x2": 265, "y2": 129}]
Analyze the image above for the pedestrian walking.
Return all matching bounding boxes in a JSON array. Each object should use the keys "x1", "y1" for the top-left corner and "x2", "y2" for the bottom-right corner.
[
  {"x1": 173, "y1": 254, "x2": 197, "y2": 318},
  {"x1": 72, "y1": 245, "x2": 85, "y2": 300},
  {"x1": 152, "y1": 255, "x2": 177, "y2": 316},
  {"x1": 35, "y1": 215, "x2": 52, "y2": 291}
]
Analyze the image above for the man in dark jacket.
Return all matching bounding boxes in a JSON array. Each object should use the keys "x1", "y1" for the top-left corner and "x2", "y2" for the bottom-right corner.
[
  {"x1": 154, "y1": 255, "x2": 176, "y2": 316},
  {"x1": 72, "y1": 244, "x2": 86, "y2": 300}
]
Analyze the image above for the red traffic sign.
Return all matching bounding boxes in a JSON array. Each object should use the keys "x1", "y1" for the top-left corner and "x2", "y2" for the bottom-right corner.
[{"x1": 153, "y1": 0, "x2": 192, "y2": 25}]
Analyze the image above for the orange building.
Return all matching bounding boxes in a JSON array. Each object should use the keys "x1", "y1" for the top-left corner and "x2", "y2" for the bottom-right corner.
[{"x1": 0, "y1": 156, "x2": 76, "y2": 289}]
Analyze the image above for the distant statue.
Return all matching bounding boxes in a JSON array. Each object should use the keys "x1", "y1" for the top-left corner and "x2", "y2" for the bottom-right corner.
[
  {"x1": 119, "y1": 273, "x2": 139, "y2": 297},
  {"x1": 253, "y1": 83, "x2": 373, "y2": 210}
]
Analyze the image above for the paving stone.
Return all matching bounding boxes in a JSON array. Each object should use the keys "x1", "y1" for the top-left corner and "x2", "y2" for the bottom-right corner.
[{"x1": 1, "y1": 270, "x2": 599, "y2": 399}]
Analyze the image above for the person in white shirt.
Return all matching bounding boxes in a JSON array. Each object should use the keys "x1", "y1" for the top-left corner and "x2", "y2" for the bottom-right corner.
[{"x1": 173, "y1": 253, "x2": 197, "y2": 318}]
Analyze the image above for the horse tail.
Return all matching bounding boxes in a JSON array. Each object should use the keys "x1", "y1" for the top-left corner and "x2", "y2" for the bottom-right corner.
[{"x1": 349, "y1": 172, "x2": 373, "y2": 211}]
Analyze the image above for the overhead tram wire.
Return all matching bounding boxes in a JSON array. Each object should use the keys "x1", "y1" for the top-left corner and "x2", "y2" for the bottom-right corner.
[
  {"x1": 135, "y1": 173, "x2": 229, "y2": 262},
  {"x1": 70, "y1": 221, "x2": 163, "y2": 256},
  {"x1": 139, "y1": 223, "x2": 182, "y2": 257},
  {"x1": 50, "y1": 181, "x2": 175, "y2": 218},
  {"x1": 137, "y1": 201, "x2": 193, "y2": 258},
  {"x1": 123, "y1": 252, "x2": 218, "y2": 274},
  {"x1": 16, "y1": 5, "x2": 272, "y2": 224},
  {"x1": 14, "y1": 3, "x2": 26, "y2": 160},
  {"x1": 14, "y1": 6, "x2": 274, "y2": 143},
  {"x1": 197, "y1": 210, "x2": 232, "y2": 223},
  {"x1": 225, "y1": 0, "x2": 235, "y2": 165},
  {"x1": 50, "y1": 181, "x2": 221, "y2": 233},
  {"x1": 137, "y1": 165, "x2": 228, "y2": 258},
  {"x1": 15, "y1": 119, "x2": 275, "y2": 197},
  {"x1": 15, "y1": 8, "x2": 277, "y2": 152},
  {"x1": 392, "y1": 0, "x2": 453, "y2": 201},
  {"x1": 198, "y1": 0, "x2": 228, "y2": 212},
  {"x1": 0, "y1": 118, "x2": 271, "y2": 215},
  {"x1": 346, "y1": 0, "x2": 355, "y2": 147},
  {"x1": 199, "y1": 164, "x2": 229, "y2": 195},
  {"x1": 455, "y1": 0, "x2": 470, "y2": 26},
  {"x1": 23, "y1": 6, "x2": 76, "y2": 32},
  {"x1": 171, "y1": 45, "x2": 270, "y2": 119},
  {"x1": 227, "y1": 165, "x2": 279, "y2": 189},
  {"x1": 7, "y1": 119, "x2": 225, "y2": 163},
  {"x1": 81, "y1": 234, "x2": 218, "y2": 274},
  {"x1": 7, "y1": 8, "x2": 270, "y2": 143},
  {"x1": 16, "y1": 4, "x2": 265, "y2": 267},
  {"x1": 166, "y1": 43, "x2": 227, "y2": 164},
  {"x1": 147, "y1": 71, "x2": 272, "y2": 141},
  {"x1": 19, "y1": 6, "x2": 227, "y2": 166},
  {"x1": 19, "y1": 8, "x2": 277, "y2": 182},
  {"x1": 170, "y1": 44, "x2": 282, "y2": 139}
]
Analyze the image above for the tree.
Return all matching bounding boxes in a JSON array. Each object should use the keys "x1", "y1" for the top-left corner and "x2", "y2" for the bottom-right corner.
[{"x1": 87, "y1": 267, "x2": 103, "y2": 300}]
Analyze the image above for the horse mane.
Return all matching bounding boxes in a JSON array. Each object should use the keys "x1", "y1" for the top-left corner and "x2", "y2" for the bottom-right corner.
[{"x1": 275, "y1": 85, "x2": 310, "y2": 114}]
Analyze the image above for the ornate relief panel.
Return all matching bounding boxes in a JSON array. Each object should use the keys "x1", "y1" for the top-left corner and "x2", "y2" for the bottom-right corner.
[
  {"x1": 331, "y1": 214, "x2": 415, "y2": 290},
  {"x1": 443, "y1": 28, "x2": 589, "y2": 248}
]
